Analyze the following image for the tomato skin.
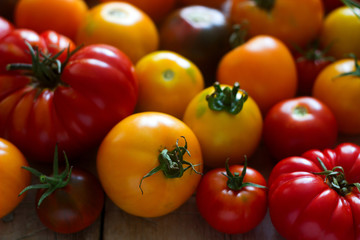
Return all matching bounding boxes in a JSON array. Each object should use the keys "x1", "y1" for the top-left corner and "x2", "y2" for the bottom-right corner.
[
  {"x1": 0, "y1": 31, "x2": 138, "y2": 162},
  {"x1": 182, "y1": 84, "x2": 263, "y2": 169},
  {"x1": 0, "y1": 138, "x2": 31, "y2": 218},
  {"x1": 0, "y1": 17, "x2": 13, "y2": 39},
  {"x1": 97, "y1": 112, "x2": 203, "y2": 218},
  {"x1": 14, "y1": 0, "x2": 88, "y2": 41},
  {"x1": 196, "y1": 164, "x2": 267, "y2": 234},
  {"x1": 36, "y1": 168, "x2": 104, "y2": 234},
  {"x1": 135, "y1": 51, "x2": 204, "y2": 119},
  {"x1": 217, "y1": 35, "x2": 297, "y2": 115},
  {"x1": 263, "y1": 97, "x2": 338, "y2": 161},
  {"x1": 312, "y1": 58, "x2": 360, "y2": 134},
  {"x1": 268, "y1": 143, "x2": 360, "y2": 240}
]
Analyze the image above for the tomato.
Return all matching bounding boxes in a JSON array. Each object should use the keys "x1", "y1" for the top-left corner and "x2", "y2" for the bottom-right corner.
[
  {"x1": 98, "y1": 0, "x2": 176, "y2": 23},
  {"x1": 183, "y1": 82, "x2": 262, "y2": 169},
  {"x1": 268, "y1": 143, "x2": 360, "y2": 240},
  {"x1": 97, "y1": 112, "x2": 203, "y2": 218},
  {"x1": 196, "y1": 159, "x2": 267, "y2": 234},
  {"x1": 230, "y1": 0, "x2": 324, "y2": 49},
  {"x1": 76, "y1": 2, "x2": 159, "y2": 64},
  {"x1": 20, "y1": 148, "x2": 104, "y2": 234},
  {"x1": 0, "y1": 30, "x2": 138, "y2": 162},
  {"x1": 312, "y1": 57, "x2": 360, "y2": 134},
  {"x1": 217, "y1": 35, "x2": 297, "y2": 115},
  {"x1": 135, "y1": 51, "x2": 204, "y2": 119},
  {"x1": 0, "y1": 138, "x2": 31, "y2": 218},
  {"x1": 14, "y1": 0, "x2": 88, "y2": 41},
  {"x1": 320, "y1": 6, "x2": 360, "y2": 59},
  {"x1": 159, "y1": 5, "x2": 231, "y2": 85},
  {"x1": 263, "y1": 97, "x2": 338, "y2": 161},
  {"x1": 0, "y1": 17, "x2": 13, "y2": 39}
]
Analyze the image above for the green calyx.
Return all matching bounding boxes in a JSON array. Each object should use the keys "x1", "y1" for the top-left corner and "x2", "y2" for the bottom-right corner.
[
  {"x1": 18, "y1": 145, "x2": 73, "y2": 207},
  {"x1": 335, "y1": 53, "x2": 360, "y2": 79},
  {"x1": 254, "y1": 0, "x2": 275, "y2": 12},
  {"x1": 6, "y1": 41, "x2": 81, "y2": 90},
  {"x1": 313, "y1": 157, "x2": 360, "y2": 196},
  {"x1": 206, "y1": 82, "x2": 248, "y2": 115},
  {"x1": 139, "y1": 136, "x2": 202, "y2": 194},
  {"x1": 223, "y1": 157, "x2": 267, "y2": 191}
]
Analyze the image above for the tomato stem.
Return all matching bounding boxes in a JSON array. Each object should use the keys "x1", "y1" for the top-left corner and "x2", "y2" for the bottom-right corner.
[
  {"x1": 139, "y1": 136, "x2": 202, "y2": 194},
  {"x1": 206, "y1": 82, "x2": 248, "y2": 115}
]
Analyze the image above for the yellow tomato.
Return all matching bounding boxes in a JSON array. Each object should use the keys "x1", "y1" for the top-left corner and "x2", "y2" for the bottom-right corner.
[
  {"x1": 76, "y1": 2, "x2": 159, "y2": 63},
  {"x1": 183, "y1": 83, "x2": 263, "y2": 168},
  {"x1": 135, "y1": 51, "x2": 204, "y2": 119}
]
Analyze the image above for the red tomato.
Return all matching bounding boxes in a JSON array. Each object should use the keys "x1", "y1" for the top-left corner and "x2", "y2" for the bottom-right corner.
[
  {"x1": 196, "y1": 159, "x2": 267, "y2": 234},
  {"x1": 268, "y1": 143, "x2": 360, "y2": 240},
  {"x1": 0, "y1": 30, "x2": 138, "y2": 162},
  {"x1": 0, "y1": 17, "x2": 13, "y2": 39},
  {"x1": 263, "y1": 97, "x2": 338, "y2": 161}
]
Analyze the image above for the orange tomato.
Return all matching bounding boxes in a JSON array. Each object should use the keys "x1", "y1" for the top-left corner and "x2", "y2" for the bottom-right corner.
[
  {"x1": 76, "y1": 2, "x2": 159, "y2": 63},
  {"x1": 217, "y1": 35, "x2": 297, "y2": 115},
  {"x1": 230, "y1": 0, "x2": 324, "y2": 49},
  {"x1": 98, "y1": 0, "x2": 176, "y2": 23},
  {"x1": 0, "y1": 138, "x2": 31, "y2": 218},
  {"x1": 14, "y1": 0, "x2": 88, "y2": 41},
  {"x1": 135, "y1": 51, "x2": 204, "y2": 119}
]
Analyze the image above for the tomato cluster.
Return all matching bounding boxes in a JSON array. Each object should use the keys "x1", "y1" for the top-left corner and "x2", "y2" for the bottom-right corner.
[{"x1": 1, "y1": 0, "x2": 360, "y2": 239}]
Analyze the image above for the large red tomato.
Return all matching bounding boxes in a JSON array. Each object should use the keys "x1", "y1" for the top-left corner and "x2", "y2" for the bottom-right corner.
[
  {"x1": 268, "y1": 143, "x2": 360, "y2": 240},
  {"x1": 0, "y1": 30, "x2": 138, "y2": 162}
]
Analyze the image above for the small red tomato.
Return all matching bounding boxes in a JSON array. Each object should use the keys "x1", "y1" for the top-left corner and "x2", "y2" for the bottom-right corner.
[
  {"x1": 0, "y1": 16, "x2": 13, "y2": 39},
  {"x1": 263, "y1": 96, "x2": 338, "y2": 161},
  {"x1": 196, "y1": 159, "x2": 267, "y2": 234}
]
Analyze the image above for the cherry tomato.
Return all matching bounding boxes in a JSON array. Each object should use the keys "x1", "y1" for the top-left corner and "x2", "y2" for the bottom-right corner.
[
  {"x1": 76, "y1": 2, "x2": 159, "y2": 63},
  {"x1": 217, "y1": 35, "x2": 297, "y2": 115},
  {"x1": 14, "y1": 0, "x2": 88, "y2": 41},
  {"x1": 263, "y1": 97, "x2": 338, "y2": 161},
  {"x1": 0, "y1": 138, "x2": 31, "y2": 218},
  {"x1": 230, "y1": 0, "x2": 324, "y2": 49},
  {"x1": 0, "y1": 17, "x2": 13, "y2": 39},
  {"x1": 183, "y1": 82, "x2": 263, "y2": 168},
  {"x1": 196, "y1": 159, "x2": 267, "y2": 234},
  {"x1": 135, "y1": 51, "x2": 204, "y2": 119},
  {"x1": 312, "y1": 57, "x2": 360, "y2": 134},
  {"x1": 319, "y1": 6, "x2": 360, "y2": 59},
  {"x1": 97, "y1": 112, "x2": 203, "y2": 218}
]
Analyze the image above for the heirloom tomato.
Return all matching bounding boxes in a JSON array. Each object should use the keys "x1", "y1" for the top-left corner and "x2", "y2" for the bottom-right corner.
[
  {"x1": 76, "y1": 2, "x2": 159, "y2": 63},
  {"x1": 268, "y1": 143, "x2": 360, "y2": 240},
  {"x1": 97, "y1": 112, "x2": 203, "y2": 218},
  {"x1": 14, "y1": 0, "x2": 88, "y2": 41},
  {"x1": 320, "y1": 6, "x2": 360, "y2": 59},
  {"x1": 230, "y1": 0, "x2": 324, "y2": 49},
  {"x1": 263, "y1": 97, "x2": 338, "y2": 161},
  {"x1": 217, "y1": 35, "x2": 297, "y2": 115},
  {"x1": 182, "y1": 82, "x2": 262, "y2": 169},
  {"x1": 0, "y1": 138, "x2": 31, "y2": 218},
  {"x1": 20, "y1": 148, "x2": 104, "y2": 234},
  {"x1": 312, "y1": 57, "x2": 360, "y2": 134},
  {"x1": 98, "y1": 0, "x2": 176, "y2": 23},
  {"x1": 0, "y1": 17, "x2": 13, "y2": 39},
  {"x1": 135, "y1": 51, "x2": 204, "y2": 119},
  {"x1": 196, "y1": 159, "x2": 267, "y2": 234},
  {"x1": 0, "y1": 30, "x2": 138, "y2": 162},
  {"x1": 159, "y1": 5, "x2": 231, "y2": 85}
]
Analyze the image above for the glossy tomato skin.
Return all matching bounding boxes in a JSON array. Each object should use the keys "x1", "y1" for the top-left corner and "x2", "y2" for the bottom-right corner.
[
  {"x1": 36, "y1": 168, "x2": 104, "y2": 234},
  {"x1": 263, "y1": 97, "x2": 338, "y2": 161},
  {"x1": 0, "y1": 31, "x2": 138, "y2": 162},
  {"x1": 159, "y1": 5, "x2": 231, "y2": 84},
  {"x1": 14, "y1": 0, "x2": 88, "y2": 41},
  {"x1": 135, "y1": 50, "x2": 204, "y2": 119},
  {"x1": 268, "y1": 143, "x2": 360, "y2": 240},
  {"x1": 97, "y1": 112, "x2": 203, "y2": 218},
  {"x1": 230, "y1": 0, "x2": 324, "y2": 49},
  {"x1": 312, "y1": 58, "x2": 360, "y2": 134},
  {"x1": 0, "y1": 138, "x2": 31, "y2": 218},
  {"x1": 0, "y1": 17, "x2": 13, "y2": 39},
  {"x1": 196, "y1": 164, "x2": 267, "y2": 234},
  {"x1": 217, "y1": 35, "x2": 297, "y2": 115}
]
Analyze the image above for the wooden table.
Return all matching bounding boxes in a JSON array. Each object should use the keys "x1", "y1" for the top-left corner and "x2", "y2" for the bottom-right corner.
[{"x1": 2, "y1": 134, "x2": 359, "y2": 240}]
